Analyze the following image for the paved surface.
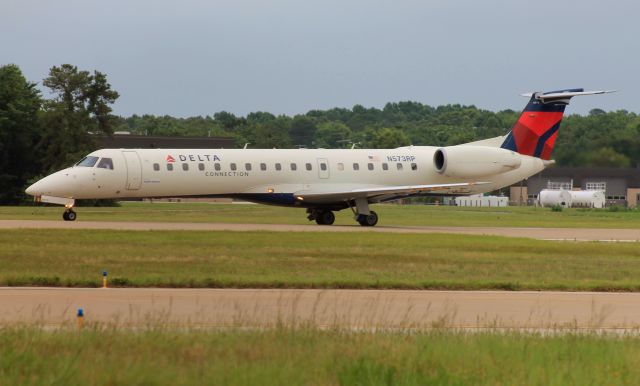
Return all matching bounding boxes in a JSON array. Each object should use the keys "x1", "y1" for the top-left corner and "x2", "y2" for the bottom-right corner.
[
  {"x1": 1, "y1": 219, "x2": 639, "y2": 241},
  {"x1": 2, "y1": 288, "x2": 640, "y2": 330}
]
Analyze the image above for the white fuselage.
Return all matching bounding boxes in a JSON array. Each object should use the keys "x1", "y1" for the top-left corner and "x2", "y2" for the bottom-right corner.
[{"x1": 27, "y1": 146, "x2": 546, "y2": 207}]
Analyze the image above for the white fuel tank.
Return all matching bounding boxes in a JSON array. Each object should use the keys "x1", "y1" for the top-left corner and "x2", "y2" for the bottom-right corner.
[
  {"x1": 538, "y1": 190, "x2": 572, "y2": 208},
  {"x1": 569, "y1": 190, "x2": 606, "y2": 209}
]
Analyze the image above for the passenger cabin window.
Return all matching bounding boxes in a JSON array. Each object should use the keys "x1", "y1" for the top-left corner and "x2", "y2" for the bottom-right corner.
[
  {"x1": 97, "y1": 158, "x2": 114, "y2": 170},
  {"x1": 230, "y1": 163, "x2": 237, "y2": 171},
  {"x1": 411, "y1": 163, "x2": 417, "y2": 171},
  {"x1": 382, "y1": 163, "x2": 389, "y2": 171},
  {"x1": 306, "y1": 163, "x2": 312, "y2": 171},
  {"x1": 260, "y1": 163, "x2": 267, "y2": 171},
  {"x1": 353, "y1": 163, "x2": 360, "y2": 171},
  {"x1": 153, "y1": 163, "x2": 160, "y2": 171},
  {"x1": 290, "y1": 163, "x2": 297, "y2": 171},
  {"x1": 198, "y1": 163, "x2": 205, "y2": 171},
  {"x1": 275, "y1": 163, "x2": 282, "y2": 171},
  {"x1": 367, "y1": 163, "x2": 374, "y2": 171},
  {"x1": 182, "y1": 163, "x2": 189, "y2": 171},
  {"x1": 320, "y1": 163, "x2": 327, "y2": 171},
  {"x1": 337, "y1": 163, "x2": 344, "y2": 171},
  {"x1": 245, "y1": 163, "x2": 252, "y2": 171},
  {"x1": 167, "y1": 163, "x2": 174, "y2": 171},
  {"x1": 214, "y1": 163, "x2": 221, "y2": 171},
  {"x1": 76, "y1": 156, "x2": 99, "y2": 167},
  {"x1": 397, "y1": 163, "x2": 403, "y2": 171}
]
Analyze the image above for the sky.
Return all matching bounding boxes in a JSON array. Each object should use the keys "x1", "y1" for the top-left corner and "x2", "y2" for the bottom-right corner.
[{"x1": 1, "y1": 0, "x2": 637, "y2": 117}]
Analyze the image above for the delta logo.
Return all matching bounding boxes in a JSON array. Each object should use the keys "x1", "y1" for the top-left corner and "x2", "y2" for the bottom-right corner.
[{"x1": 166, "y1": 154, "x2": 222, "y2": 162}]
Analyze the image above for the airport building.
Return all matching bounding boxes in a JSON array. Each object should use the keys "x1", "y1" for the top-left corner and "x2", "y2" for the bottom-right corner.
[
  {"x1": 510, "y1": 167, "x2": 640, "y2": 207},
  {"x1": 96, "y1": 133, "x2": 235, "y2": 149}
]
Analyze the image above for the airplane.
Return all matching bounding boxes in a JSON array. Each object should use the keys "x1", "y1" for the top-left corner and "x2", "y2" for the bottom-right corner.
[{"x1": 26, "y1": 88, "x2": 613, "y2": 225}]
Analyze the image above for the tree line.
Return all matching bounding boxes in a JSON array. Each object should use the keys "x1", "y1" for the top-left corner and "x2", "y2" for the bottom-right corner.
[{"x1": 1, "y1": 63, "x2": 639, "y2": 204}]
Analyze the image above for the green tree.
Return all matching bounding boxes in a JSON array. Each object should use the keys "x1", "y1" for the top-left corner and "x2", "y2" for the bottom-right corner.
[
  {"x1": 370, "y1": 127, "x2": 410, "y2": 148},
  {"x1": 0, "y1": 64, "x2": 42, "y2": 204},
  {"x1": 580, "y1": 147, "x2": 631, "y2": 168},
  {"x1": 38, "y1": 64, "x2": 119, "y2": 170},
  {"x1": 214, "y1": 111, "x2": 245, "y2": 131},
  {"x1": 250, "y1": 117, "x2": 291, "y2": 148},
  {"x1": 314, "y1": 122, "x2": 352, "y2": 148},
  {"x1": 290, "y1": 115, "x2": 317, "y2": 147}
]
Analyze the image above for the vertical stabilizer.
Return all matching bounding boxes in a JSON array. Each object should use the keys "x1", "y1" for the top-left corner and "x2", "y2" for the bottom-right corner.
[{"x1": 501, "y1": 89, "x2": 614, "y2": 160}]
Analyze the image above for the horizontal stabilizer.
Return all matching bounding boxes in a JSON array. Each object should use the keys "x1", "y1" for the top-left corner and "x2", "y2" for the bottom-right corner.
[{"x1": 520, "y1": 89, "x2": 616, "y2": 104}]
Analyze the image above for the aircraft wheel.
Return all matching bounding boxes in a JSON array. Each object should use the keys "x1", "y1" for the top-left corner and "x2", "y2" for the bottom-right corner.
[
  {"x1": 315, "y1": 210, "x2": 335, "y2": 225},
  {"x1": 357, "y1": 211, "x2": 378, "y2": 227},
  {"x1": 63, "y1": 210, "x2": 77, "y2": 221}
]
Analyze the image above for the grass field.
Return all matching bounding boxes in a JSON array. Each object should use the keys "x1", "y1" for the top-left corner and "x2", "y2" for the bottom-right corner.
[
  {"x1": 3, "y1": 206, "x2": 640, "y2": 385},
  {"x1": 1, "y1": 327, "x2": 638, "y2": 385},
  {"x1": 3, "y1": 229, "x2": 640, "y2": 291},
  {"x1": 2, "y1": 201, "x2": 640, "y2": 228}
]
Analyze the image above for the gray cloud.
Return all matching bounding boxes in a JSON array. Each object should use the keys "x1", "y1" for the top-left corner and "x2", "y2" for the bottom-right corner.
[{"x1": 1, "y1": 0, "x2": 636, "y2": 116}]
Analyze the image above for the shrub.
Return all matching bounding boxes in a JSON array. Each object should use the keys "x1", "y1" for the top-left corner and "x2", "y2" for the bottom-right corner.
[{"x1": 551, "y1": 204, "x2": 563, "y2": 212}]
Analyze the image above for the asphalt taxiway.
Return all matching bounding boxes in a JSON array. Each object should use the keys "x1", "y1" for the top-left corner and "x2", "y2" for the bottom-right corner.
[
  {"x1": 1, "y1": 219, "x2": 639, "y2": 241},
  {"x1": 1, "y1": 288, "x2": 639, "y2": 330}
]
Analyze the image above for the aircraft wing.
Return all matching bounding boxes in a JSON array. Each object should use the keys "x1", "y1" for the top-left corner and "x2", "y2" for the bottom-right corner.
[{"x1": 294, "y1": 182, "x2": 489, "y2": 204}]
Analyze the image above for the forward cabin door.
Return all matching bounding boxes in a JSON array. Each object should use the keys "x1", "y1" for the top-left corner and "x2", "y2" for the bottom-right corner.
[
  {"x1": 317, "y1": 158, "x2": 329, "y2": 179},
  {"x1": 122, "y1": 151, "x2": 142, "y2": 190}
]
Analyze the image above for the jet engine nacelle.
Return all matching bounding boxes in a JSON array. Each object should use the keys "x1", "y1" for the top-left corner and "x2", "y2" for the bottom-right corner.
[{"x1": 433, "y1": 146, "x2": 522, "y2": 178}]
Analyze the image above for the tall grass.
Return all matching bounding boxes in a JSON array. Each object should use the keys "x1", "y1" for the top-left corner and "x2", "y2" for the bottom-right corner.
[{"x1": 1, "y1": 327, "x2": 638, "y2": 385}]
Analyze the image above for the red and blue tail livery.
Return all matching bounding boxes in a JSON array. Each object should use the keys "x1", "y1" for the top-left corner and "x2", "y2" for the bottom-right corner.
[{"x1": 501, "y1": 89, "x2": 614, "y2": 160}]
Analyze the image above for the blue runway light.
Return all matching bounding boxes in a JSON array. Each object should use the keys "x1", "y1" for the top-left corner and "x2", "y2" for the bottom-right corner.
[{"x1": 77, "y1": 307, "x2": 85, "y2": 329}]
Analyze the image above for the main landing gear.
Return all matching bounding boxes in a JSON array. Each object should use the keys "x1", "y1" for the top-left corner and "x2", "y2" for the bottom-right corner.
[
  {"x1": 356, "y1": 211, "x2": 378, "y2": 227},
  {"x1": 306, "y1": 198, "x2": 379, "y2": 227},
  {"x1": 351, "y1": 197, "x2": 378, "y2": 227},
  {"x1": 307, "y1": 209, "x2": 335, "y2": 225},
  {"x1": 63, "y1": 208, "x2": 77, "y2": 221}
]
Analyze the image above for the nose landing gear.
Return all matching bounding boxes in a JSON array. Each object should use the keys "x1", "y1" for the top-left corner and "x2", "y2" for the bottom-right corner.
[{"x1": 63, "y1": 208, "x2": 77, "y2": 221}]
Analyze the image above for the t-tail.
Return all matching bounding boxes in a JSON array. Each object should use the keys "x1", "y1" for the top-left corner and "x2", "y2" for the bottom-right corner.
[{"x1": 500, "y1": 88, "x2": 615, "y2": 160}]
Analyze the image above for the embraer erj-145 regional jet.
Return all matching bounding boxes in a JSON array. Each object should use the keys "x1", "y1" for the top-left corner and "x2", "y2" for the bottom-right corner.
[{"x1": 26, "y1": 89, "x2": 613, "y2": 225}]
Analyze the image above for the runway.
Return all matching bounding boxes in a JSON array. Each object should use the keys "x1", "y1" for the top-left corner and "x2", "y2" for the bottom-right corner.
[
  {"x1": 1, "y1": 288, "x2": 639, "y2": 330},
  {"x1": 1, "y1": 219, "x2": 639, "y2": 241}
]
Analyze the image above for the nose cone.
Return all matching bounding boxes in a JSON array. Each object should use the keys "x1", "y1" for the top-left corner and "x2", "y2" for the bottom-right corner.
[
  {"x1": 25, "y1": 181, "x2": 40, "y2": 196},
  {"x1": 24, "y1": 169, "x2": 82, "y2": 198}
]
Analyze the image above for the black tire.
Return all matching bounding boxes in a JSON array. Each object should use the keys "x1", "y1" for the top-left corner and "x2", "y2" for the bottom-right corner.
[
  {"x1": 66, "y1": 210, "x2": 77, "y2": 221},
  {"x1": 62, "y1": 211, "x2": 69, "y2": 221},
  {"x1": 357, "y1": 211, "x2": 378, "y2": 227},
  {"x1": 315, "y1": 210, "x2": 335, "y2": 225}
]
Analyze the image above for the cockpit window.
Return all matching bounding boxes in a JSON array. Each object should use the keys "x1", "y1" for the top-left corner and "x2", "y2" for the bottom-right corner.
[
  {"x1": 76, "y1": 156, "x2": 99, "y2": 167},
  {"x1": 97, "y1": 158, "x2": 114, "y2": 170}
]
